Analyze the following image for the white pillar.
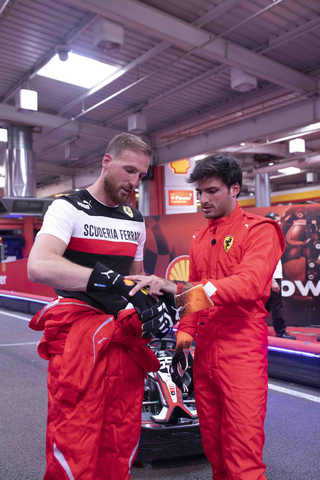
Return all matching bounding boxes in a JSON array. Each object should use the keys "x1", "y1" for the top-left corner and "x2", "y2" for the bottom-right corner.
[
  {"x1": 138, "y1": 181, "x2": 149, "y2": 216},
  {"x1": 254, "y1": 172, "x2": 271, "y2": 207}
]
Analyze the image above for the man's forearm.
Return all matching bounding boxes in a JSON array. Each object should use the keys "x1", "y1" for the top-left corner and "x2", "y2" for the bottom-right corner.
[{"x1": 28, "y1": 254, "x2": 92, "y2": 291}]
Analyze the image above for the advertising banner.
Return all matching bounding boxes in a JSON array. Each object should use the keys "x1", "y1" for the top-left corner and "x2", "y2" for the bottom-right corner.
[
  {"x1": 168, "y1": 190, "x2": 194, "y2": 206},
  {"x1": 0, "y1": 258, "x2": 55, "y2": 300},
  {"x1": 144, "y1": 204, "x2": 320, "y2": 327}
]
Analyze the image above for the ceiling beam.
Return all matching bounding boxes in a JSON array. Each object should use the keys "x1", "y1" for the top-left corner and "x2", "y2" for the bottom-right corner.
[
  {"x1": 37, "y1": 165, "x2": 101, "y2": 198},
  {"x1": 260, "y1": 16, "x2": 320, "y2": 54},
  {"x1": 0, "y1": 103, "x2": 121, "y2": 141},
  {"x1": 36, "y1": 162, "x2": 80, "y2": 176},
  {"x1": 101, "y1": 64, "x2": 229, "y2": 126},
  {"x1": 148, "y1": 85, "x2": 292, "y2": 137},
  {"x1": 193, "y1": 0, "x2": 241, "y2": 26},
  {"x1": 156, "y1": 96, "x2": 320, "y2": 164},
  {"x1": 64, "y1": 0, "x2": 318, "y2": 94}
]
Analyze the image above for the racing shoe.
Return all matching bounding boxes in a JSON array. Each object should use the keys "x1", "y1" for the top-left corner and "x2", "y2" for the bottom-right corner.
[{"x1": 275, "y1": 330, "x2": 296, "y2": 340}]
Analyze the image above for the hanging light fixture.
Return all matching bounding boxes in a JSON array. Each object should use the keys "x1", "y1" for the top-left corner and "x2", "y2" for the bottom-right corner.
[
  {"x1": 128, "y1": 113, "x2": 147, "y2": 134},
  {"x1": 93, "y1": 18, "x2": 124, "y2": 51},
  {"x1": 15, "y1": 89, "x2": 38, "y2": 113},
  {"x1": 230, "y1": 68, "x2": 257, "y2": 93},
  {"x1": 289, "y1": 138, "x2": 305, "y2": 154}
]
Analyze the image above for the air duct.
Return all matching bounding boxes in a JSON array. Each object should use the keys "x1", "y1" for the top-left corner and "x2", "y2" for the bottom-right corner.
[
  {"x1": 5, "y1": 125, "x2": 36, "y2": 197},
  {"x1": 1, "y1": 124, "x2": 53, "y2": 217}
]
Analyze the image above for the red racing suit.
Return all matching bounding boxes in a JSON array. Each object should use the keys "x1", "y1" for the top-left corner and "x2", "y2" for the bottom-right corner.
[
  {"x1": 29, "y1": 298, "x2": 160, "y2": 480},
  {"x1": 177, "y1": 203, "x2": 285, "y2": 480}
]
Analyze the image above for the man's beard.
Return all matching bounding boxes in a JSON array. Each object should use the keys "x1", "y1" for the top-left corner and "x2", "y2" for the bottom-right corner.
[{"x1": 104, "y1": 175, "x2": 131, "y2": 205}]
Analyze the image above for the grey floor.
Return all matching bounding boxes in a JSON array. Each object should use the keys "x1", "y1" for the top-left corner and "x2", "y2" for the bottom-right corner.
[{"x1": 1, "y1": 308, "x2": 319, "y2": 480}]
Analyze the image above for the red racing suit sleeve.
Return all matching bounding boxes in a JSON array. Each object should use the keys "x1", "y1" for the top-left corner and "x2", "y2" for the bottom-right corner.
[
  {"x1": 192, "y1": 222, "x2": 284, "y2": 305},
  {"x1": 177, "y1": 222, "x2": 284, "y2": 337}
]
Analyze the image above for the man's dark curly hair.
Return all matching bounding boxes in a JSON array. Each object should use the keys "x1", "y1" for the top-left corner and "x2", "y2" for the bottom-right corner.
[{"x1": 187, "y1": 153, "x2": 242, "y2": 197}]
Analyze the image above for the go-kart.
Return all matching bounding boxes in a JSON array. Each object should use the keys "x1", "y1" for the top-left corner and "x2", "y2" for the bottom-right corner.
[{"x1": 136, "y1": 334, "x2": 203, "y2": 462}]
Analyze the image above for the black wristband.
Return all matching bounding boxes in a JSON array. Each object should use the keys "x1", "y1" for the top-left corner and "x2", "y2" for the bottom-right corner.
[
  {"x1": 87, "y1": 262, "x2": 121, "y2": 292},
  {"x1": 87, "y1": 262, "x2": 156, "y2": 313}
]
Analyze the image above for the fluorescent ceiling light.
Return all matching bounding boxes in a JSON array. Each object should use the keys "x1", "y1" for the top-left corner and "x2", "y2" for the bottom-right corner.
[
  {"x1": 37, "y1": 53, "x2": 118, "y2": 89},
  {"x1": 0, "y1": 129, "x2": 8, "y2": 142},
  {"x1": 240, "y1": 142, "x2": 245, "y2": 146},
  {"x1": 278, "y1": 167, "x2": 301, "y2": 175}
]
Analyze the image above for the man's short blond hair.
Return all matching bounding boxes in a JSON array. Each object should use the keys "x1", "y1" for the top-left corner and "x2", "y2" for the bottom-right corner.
[{"x1": 106, "y1": 133, "x2": 153, "y2": 159}]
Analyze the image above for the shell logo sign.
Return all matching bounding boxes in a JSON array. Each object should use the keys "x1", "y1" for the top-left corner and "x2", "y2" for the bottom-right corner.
[
  {"x1": 169, "y1": 158, "x2": 191, "y2": 174},
  {"x1": 166, "y1": 255, "x2": 190, "y2": 281}
]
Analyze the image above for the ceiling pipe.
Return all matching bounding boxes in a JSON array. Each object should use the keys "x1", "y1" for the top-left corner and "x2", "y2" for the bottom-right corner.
[
  {"x1": 37, "y1": 135, "x2": 80, "y2": 160},
  {"x1": 243, "y1": 150, "x2": 320, "y2": 178}
]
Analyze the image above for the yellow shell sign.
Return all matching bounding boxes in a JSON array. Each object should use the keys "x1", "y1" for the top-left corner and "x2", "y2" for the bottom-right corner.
[
  {"x1": 165, "y1": 255, "x2": 190, "y2": 282},
  {"x1": 170, "y1": 158, "x2": 191, "y2": 175}
]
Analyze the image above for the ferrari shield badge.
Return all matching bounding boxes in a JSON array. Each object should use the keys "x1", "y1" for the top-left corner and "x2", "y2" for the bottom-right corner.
[
  {"x1": 224, "y1": 235, "x2": 234, "y2": 253},
  {"x1": 123, "y1": 206, "x2": 133, "y2": 218}
]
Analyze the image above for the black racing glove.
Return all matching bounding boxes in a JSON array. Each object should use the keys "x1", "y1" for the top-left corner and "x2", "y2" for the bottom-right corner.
[
  {"x1": 170, "y1": 349, "x2": 189, "y2": 394},
  {"x1": 140, "y1": 291, "x2": 179, "y2": 339},
  {"x1": 87, "y1": 262, "x2": 155, "y2": 314},
  {"x1": 87, "y1": 263, "x2": 177, "y2": 339}
]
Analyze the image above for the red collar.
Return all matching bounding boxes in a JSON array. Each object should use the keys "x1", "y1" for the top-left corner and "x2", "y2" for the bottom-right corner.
[{"x1": 208, "y1": 202, "x2": 241, "y2": 229}]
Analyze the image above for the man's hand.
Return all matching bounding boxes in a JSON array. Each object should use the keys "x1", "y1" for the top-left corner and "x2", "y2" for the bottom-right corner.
[
  {"x1": 87, "y1": 263, "x2": 178, "y2": 339},
  {"x1": 87, "y1": 262, "x2": 156, "y2": 313},
  {"x1": 170, "y1": 350, "x2": 189, "y2": 393},
  {"x1": 87, "y1": 264, "x2": 214, "y2": 339},
  {"x1": 125, "y1": 274, "x2": 179, "y2": 299}
]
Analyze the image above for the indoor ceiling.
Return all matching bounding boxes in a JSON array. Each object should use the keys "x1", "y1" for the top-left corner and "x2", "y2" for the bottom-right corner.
[{"x1": 0, "y1": 0, "x2": 320, "y2": 198}]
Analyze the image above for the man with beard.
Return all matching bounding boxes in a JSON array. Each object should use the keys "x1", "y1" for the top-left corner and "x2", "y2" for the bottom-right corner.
[
  {"x1": 27, "y1": 133, "x2": 157, "y2": 480},
  {"x1": 127, "y1": 154, "x2": 285, "y2": 480}
]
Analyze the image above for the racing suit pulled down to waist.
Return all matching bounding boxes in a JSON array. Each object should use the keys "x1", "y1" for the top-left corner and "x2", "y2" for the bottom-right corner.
[{"x1": 29, "y1": 298, "x2": 160, "y2": 480}]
